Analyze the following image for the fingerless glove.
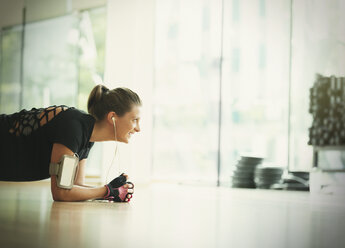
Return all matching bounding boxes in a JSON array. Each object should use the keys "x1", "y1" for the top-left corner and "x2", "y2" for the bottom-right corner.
[{"x1": 103, "y1": 173, "x2": 134, "y2": 202}]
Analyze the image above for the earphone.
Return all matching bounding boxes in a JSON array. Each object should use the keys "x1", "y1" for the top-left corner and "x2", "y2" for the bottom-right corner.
[
  {"x1": 111, "y1": 116, "x2": 117, "y2": 143},
  {"x1": 106, "y1": 116, "x2": 120, "y2": 183}
]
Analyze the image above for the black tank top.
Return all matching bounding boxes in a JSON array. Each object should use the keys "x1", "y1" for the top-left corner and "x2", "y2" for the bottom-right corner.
[{"x1": 0, "y1": 106, "x2": 95, "y2": 181}]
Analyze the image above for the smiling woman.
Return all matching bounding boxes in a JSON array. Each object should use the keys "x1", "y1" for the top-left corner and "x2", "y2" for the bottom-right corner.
[
  {"x1": 0, "y1": 84, "x2": 142, "y2": 202},
  {"x1": 87, "y1": 85, "x2": 142, "y2": 144}
]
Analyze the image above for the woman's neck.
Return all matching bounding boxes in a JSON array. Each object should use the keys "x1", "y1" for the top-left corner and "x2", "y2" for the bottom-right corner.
[{"x1": 89, "y1": 120, "x2": 113, "y2": 142}]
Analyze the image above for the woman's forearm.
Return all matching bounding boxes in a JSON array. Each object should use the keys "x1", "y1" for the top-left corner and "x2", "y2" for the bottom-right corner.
[
  {"x1": 74, "y1": 183, "x2": 97, "y2": 188},
  {"x1": 56, "y1": 185, "x2": 107, "y2": 201},
  {"x1": 51, "y1": 176, "x2": 106, "y2": 201}
]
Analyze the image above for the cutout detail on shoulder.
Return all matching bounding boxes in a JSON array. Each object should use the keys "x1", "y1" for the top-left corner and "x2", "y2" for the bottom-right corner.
[{"x1": 9, "y1": 105, "x2": 69, "y2": 137}]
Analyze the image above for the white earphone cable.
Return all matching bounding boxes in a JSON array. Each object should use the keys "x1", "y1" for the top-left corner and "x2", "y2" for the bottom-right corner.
[{"x1": 105, "y1": 117, "x2": 119, "y2": 184}]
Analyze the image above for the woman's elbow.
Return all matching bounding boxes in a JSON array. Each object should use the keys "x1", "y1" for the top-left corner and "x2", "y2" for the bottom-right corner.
[
  {"x1": 51, "y1": 176, "x2": 69, "y2": 201},
  {"x1": 52, "y1": 188, "x2": 65, "y2": 201},
  {"x1": 52, "y1": 189, "x2": 74, "y2": 202},
  {"x1": 52, "y1": 191, "x2": 61, "y2": 201},
  {"x1": 52, "y1": 193, "x2": 61, "y2": 201}
]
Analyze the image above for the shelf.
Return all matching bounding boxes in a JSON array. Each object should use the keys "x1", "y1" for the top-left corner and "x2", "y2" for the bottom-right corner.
[{"x1": 313, "y1": 146, "x2": 345, "y2": 151}]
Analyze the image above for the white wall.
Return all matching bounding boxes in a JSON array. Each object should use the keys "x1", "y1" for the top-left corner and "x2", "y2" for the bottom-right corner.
[{"x1": 103, "y1": 0, "x2": 155, "y2": 184}]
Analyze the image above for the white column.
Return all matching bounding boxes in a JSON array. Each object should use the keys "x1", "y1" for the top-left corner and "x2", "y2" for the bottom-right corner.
[{"x1": 103, "y1": 0, "x2": 155, "y2": 185}]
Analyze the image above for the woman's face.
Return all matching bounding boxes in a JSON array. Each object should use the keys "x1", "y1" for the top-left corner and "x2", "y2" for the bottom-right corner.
[{"x1": 114, "y1": 105, "x2": 141, "y2": 143}]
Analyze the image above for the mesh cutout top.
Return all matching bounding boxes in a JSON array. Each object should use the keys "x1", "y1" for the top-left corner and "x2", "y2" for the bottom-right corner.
[
  {"x1": 0, "y1": 106, "x2": 95, "y2": 181},
  {"x1": 8, "y1": 105, "x2": 70, "y2": 137}
]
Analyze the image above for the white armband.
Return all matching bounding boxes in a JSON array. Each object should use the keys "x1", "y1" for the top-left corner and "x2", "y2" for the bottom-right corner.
[{"x1": 49, "y1": 154, "x2": 79, "y2": 189}]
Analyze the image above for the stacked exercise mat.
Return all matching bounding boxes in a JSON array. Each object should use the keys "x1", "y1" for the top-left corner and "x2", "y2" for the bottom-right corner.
[
  {"x1": 254, "y1": 167, "x2": 284, "y2": 189},
  {"x1": 231, "y1": 156, "x2": 264, "y2": 188},
  {"x1": 308, "y1": 74, "x2": 345, "y2": 146},
  {"x1": 231, "y1": 156, "x2": 290, "y2": 189}
]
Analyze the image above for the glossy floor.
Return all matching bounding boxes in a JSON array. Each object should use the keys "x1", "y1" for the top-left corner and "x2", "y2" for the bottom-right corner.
[{"x1": 0, "y1": 181, "x2": 345, "y2": 248}]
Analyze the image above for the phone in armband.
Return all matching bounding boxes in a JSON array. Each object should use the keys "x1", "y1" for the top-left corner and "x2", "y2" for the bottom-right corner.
[{"x1": 49, "y1": 154, "x2": 79, "y2": 189}]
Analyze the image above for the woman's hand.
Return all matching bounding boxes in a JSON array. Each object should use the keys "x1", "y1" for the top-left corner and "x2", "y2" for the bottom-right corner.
[
  {"x1": 108, "y1": 173, "x2": 128, "y2": 188},
  {"x1": 103, "y1": 173, "x2": 134, "y2": 202}
]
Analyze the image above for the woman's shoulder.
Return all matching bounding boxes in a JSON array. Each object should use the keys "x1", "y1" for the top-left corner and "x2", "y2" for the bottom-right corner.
[
  {"x1": 56, "y1": 106, "x2": 91, "y2": 119},
  {"x1": 64, "y1": 107, "x2": 94, "y2": 123},
  {"x1": 54, "y1": 106, "x2": 95, "y2": 130}
]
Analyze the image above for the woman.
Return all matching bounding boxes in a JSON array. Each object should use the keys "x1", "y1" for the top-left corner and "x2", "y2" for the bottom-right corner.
[{"x1": 0, "y1": 84, "x2": 141, "y2": 202}]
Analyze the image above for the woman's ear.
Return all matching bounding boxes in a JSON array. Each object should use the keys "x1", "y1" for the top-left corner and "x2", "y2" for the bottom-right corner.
[{"x1": 107, "y1": 111, "x2": 118, "y2": 124}]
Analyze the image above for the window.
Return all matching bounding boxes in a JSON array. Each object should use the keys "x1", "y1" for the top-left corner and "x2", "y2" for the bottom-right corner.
[
  {"x1": 22, "y1": 15, "x2": 79, "y2": 109},
  {"x1": 154, "y1": 0, "x2": 291, "y2": 185},
  {"x1": 0, "y1": 7, "x2": 106, "y2": 178},
  {"x1": 153, "y1": 0, "x2": 222, "y2": 183},
  {"x1": 0, "y1": 25, "x2": 22, "y2": 114},
  {"x1": 220, "y1": 0, "x2": 291, "y2": 185},
  {"x1": 77, "y1": 7, "x2": 106, "y2": 177}
]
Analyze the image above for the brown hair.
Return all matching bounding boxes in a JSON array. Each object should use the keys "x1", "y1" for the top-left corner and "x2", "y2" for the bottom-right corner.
[{"x1": 87, "y1": 84, "x2": 142, "y2": 120}]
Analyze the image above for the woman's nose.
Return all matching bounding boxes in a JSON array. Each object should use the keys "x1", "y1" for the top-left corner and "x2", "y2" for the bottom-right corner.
[{"x1": 134, "y1": 123, "x2": 140, "y2": 132}]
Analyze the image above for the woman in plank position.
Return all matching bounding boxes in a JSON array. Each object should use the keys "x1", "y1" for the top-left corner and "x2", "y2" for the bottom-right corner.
[{"x1": 0, "y1": 84, "x2": 141, "y2": 202}]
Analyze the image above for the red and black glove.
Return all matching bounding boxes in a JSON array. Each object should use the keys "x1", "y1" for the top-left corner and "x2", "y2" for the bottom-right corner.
[{"x1": 104, "y1": 173, "x2": 134, "y2": 202}]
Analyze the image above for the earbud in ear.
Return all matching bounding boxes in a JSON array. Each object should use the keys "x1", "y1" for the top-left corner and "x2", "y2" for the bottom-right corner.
[{"x1": 112, "y1": 116, "x2": 115, "y2": 122}]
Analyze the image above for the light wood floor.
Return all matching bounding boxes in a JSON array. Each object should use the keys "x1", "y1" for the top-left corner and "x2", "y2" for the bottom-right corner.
[{"x1": 0, "y1": 181, "x2": 345, "y2": 248}]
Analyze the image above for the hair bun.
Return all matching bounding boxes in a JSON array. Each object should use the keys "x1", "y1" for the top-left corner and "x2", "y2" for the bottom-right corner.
[{"x1": 101, "y1": 85, "x2": 109, "y2": 94}]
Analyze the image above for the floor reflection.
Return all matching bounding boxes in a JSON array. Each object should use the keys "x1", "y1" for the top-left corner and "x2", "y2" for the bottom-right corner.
[{"x1": 1, "y1": 182, "x2": 345, "y2": 248}]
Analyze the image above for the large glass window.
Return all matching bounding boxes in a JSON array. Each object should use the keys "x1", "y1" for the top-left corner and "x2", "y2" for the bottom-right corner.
[
  {"x1": 153, "y1": 0, "x2": 291, "y2": 185},
  {"x1": 77, "y1": 7, "x2": 106, "y2": 111},
  {"x1": 22, "y1": 15, "x2": 79, "y2": 109},
  {"x1": 153, "y1": 0, "x2": 222, "y2": 184},
  {"x1": 0, "y1": 7, "x2": 106, "y2": 178},
  {"x1": 0, "y1": 25, "x2": 22, "y2": 114},
  {"x1": 220, "y1": 0, "x2": 291, "y2": 185},
  {"x1": 77, "y1": 7, "x2": 106, "y2": 177}
]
